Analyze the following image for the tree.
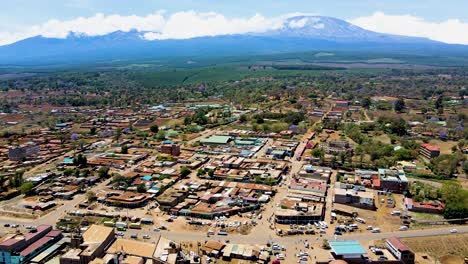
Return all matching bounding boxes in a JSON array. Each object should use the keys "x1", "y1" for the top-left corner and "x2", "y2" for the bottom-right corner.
[
  {"x1": 156, "y1": 130, "x2": 166, "y2": 140},
  {"x1": 19, "y1": 182, "x2": 34, "y2": 195},
  {"x1": 362, "y1": 97, "x2": 372, "y2": 109},
  {"x1": 394, "y1": 98, "x2": 405, "y2": 112},
  {"x1": 180, "y1": 167, "x2": 191, "y2": 178},
  {"x1": 150, "y1": 125, "x2": 159, "y2": 133},
  {"x1": 121, "y1": 145, "x2": 129, "y2": 154},
  {"x1": 114, "y1": 128, "x2": 122, "y2": 142},
  {"x1": 90, "y1": 127, "x2": 97, "y2": 135},
  {"x1": 239, "y1": 114, "x2": 248, "y2": 123},
  {"x1": 207, "y1": 169, "x2": 215, "y2": 178},
  {"x1": 137, "y1": 183, "x2": 146, "y2": 193},
  {"x1": 73, "y1": 154, "x2": 87, "y2": 167},
  {"x1": 98, "y1": 166, "x2": 109, "y2": 179},
  {"x1": 435, "y1": 96, "x2": 443, "y2": 110},
  {"x1": 10, "y1": 171, "x2": 24, "y2": 188},
  {"x1": 197, "y1": 169, "x2": 206, "y2": 177},
  {"x1": 310, "y1": 148, "x2": 324, "y2": 160},
  {"x1": 86, "y1": 191, "x2": 97, "y2": 201}
]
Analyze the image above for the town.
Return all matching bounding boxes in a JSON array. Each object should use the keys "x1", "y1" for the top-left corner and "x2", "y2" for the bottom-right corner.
[{"x1": 0, "y1": 68, "x2": 466, "y2": 264}]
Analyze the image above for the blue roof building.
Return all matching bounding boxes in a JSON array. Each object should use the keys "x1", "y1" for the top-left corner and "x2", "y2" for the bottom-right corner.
[{"x1": 329, "y1": 240, "x2": 367, "y2": 259}]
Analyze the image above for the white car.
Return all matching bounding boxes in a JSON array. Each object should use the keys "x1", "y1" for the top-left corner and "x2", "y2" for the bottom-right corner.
[
  {"x1": 143, "y1": 234, "x2": 150, "y2": 239},
  {"x1": 449, "y1": 229, "x2": 458, "y2": 233}
]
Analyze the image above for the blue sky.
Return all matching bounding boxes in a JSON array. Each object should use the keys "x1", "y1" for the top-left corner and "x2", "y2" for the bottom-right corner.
[{"x1": 1, "y1": 0, "x2": 468, "y2": 45}]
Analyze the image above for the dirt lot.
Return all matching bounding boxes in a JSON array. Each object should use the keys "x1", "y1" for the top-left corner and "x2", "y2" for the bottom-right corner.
[
  {"x1": 401, "y1": 234, "x2": 468, "y2": 264},
  {"x1": 427, "y1": 139, "x2": 458, "y2": 155}
]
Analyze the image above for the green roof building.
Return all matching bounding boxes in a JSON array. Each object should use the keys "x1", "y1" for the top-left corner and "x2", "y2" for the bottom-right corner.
[{"x1": 200, "y1": 135, "x2": 232, "y2": 145}]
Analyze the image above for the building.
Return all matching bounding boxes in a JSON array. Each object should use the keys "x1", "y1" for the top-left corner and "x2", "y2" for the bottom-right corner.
[
  {"x1": 419, "y1": 143, "x2": 440, "y2": 159},
  {"x1": 335, "y1": 100, "x2": 350, "y2": 107},
  {"x1": 274, "y1": 198, "x2": 324, "y2": 224},
  {"x1": 161, "y1": 143, "x2": 181, "y2": 156},
  {"x1": 334, "y1": 188, "x2": 375, "y2": 209},
  {"x1": 328, "y1": 240, "x2": 367, "y2": 261},
  {"x1": 105, "y1": 191, "x2": 153, "y2": 208},
  {"x1": 60, "y1": 225, "x2": 115, "y2": 264},
  {"x1": 298, "y1": 165, "x2": 332, "y2": 182},
  {"x1": 8, "y1": 144, "x2": 40, "y2": 161},
  {"x1": 200, "y1": 135, "x2": 232, "y2": 145},
  {"x1": 0, "y1": 225, "x2": 62, "y2": 264},
  {"x1": 386, "y1": 237, "x2": 415, "y2": 264},
  {"x1": 319, "y1": 140, "x2": 353, "y2": 155},
  {"x1": 377, "y1": 169, "x2": 408, "y2": 193},
  {"x1": 404, "y1": 198, "x2": 445, "y2": 214},
  {"x1": 106, "y1": 236, "x2": 182, "y2": 264}
]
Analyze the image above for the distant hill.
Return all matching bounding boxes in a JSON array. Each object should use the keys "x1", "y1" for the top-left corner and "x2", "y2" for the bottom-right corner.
[{"x1": 0, "y1": 15, "x2": 467, "y2": 66}]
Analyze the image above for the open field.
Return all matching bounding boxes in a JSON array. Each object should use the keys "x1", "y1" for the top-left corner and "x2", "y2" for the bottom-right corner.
[{"x1": 401, "y1": 234, "x2": 468, "y2": 264}]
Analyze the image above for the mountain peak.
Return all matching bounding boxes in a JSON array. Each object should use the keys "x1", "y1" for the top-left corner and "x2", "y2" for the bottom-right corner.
[{"x1": 262, "y1": 15, "x2": 383, "y2": 41}]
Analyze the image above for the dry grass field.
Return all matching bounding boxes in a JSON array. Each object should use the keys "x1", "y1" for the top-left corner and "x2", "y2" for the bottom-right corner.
[{"x1": 401, "y1": 234, "x2": 468, "y2": 264}]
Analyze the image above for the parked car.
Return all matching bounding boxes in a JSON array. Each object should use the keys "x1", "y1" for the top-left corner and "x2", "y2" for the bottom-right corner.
[
  {"x1": 399, "y1": 226, "x2": 409, "y2": 231},
  {"x1": 116, "y1": 231, "x2": 124, "y2": 236},
  {"x1": 449, "y1": 229, "x2": 458, "y2": 233},
  {"x1": 217, "y1": 230, "x2": 228, "y2": 236},
  {"x1": 355, "y1": 217, "x2": 366, "y2": 223},
  {"x1": 143, "y1": 234, "x2": 150, "y2": 239}
]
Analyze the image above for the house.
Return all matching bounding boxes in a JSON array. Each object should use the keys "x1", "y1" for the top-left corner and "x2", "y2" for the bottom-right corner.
[
  {"x1": 419, "y1": 143, "x2": 440, "y2": 159},
  {"x1": 334, "y1": 188, "x2": 375, "y2": 209},
  {"x1": 60, "y1": 225, "x2": 115, "y2": 264},
  {"x1": 404, "y1": 198, "x2": 445, "y2": 214},
  {"x1": 161, "y1": 143, "x2": 181, "y2": 156},
  {"x1": 377, "y1": 169, "x2": 408, "y2": 193},
  {"x1": 8, "y1": 143, "x2": 40, "y2": 161},
  {"x1": 386, "y1": 237, "x2": 415, "y2": 264},
  {"x1": 0, "y1": 225, "x2": 62, "y2": 264}
]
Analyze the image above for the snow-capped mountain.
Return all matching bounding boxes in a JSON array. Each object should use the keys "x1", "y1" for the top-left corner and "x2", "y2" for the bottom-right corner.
[
  {"x1": 0, "y1": 15, "x2": 463, "y2": 66},
  {"x1": 260, "y1": 16, "x2": 431, "y2": 43}
]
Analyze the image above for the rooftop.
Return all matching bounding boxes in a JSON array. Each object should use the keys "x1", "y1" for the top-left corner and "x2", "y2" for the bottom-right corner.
[
  {"x1": 200, "y1": 135, "x2": 232, "y2": 144},
  {"x1": 82, "y1": 225, "x2": 113, "y2": 244},
  {"x1": 107, "y1": 238, "x2": 156, "y2": 258},
  {"x1": 387, "y1": 237, "x2": 410, "y2": 251},
  {"x1": 329, "y1": 240, "x2": 366, "y2": 255}
]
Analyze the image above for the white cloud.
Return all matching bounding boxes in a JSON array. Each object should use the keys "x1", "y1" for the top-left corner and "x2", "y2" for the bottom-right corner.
[
  {"x1": 349, "y1": 12, "x2": 468, "y2": 44},
  {"x1": 0, "y1": 11, "x2": 291, "y2": 45},
  {"x1": 1, "y1": 11, "x2": 468, "y2": 45}
]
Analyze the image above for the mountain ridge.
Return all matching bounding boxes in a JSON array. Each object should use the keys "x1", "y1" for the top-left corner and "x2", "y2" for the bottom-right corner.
[{"x1": 0, "y1": 15, "x2": 465, "y2": 66}]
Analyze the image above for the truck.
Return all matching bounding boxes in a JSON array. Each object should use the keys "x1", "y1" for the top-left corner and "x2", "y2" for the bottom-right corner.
[
  {"x1": 115, "y1": 222, "x2": 128, "y2": 228},
  {"x1": 103, "y1": 221, "x2": 115, "y2": 227},
  {"x1": 129, "y1": 223, "x2": 142, "y2": 229}
]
